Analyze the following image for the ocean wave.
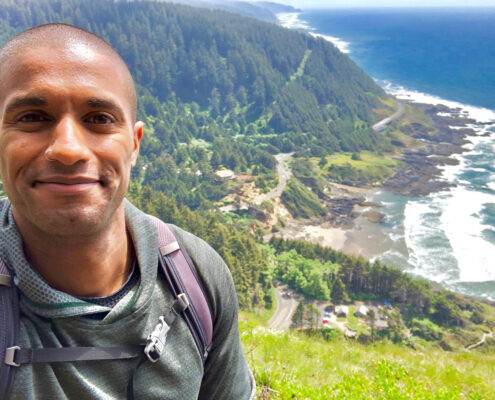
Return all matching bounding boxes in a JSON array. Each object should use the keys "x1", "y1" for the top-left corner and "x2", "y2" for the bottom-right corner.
[
  {"x1": 440, "y1": 186, "x2": 495, "y2": 282},
  {"x1": 380, "y1": 81, "x2": 495, "y2": 124},
  {"x1": 388, "y1": 232, "x2": 404, "y2": 242},
  {"x1": 404, "y1": 198, "x2": 458, "y2": 282},
  {"x1": 276, "y1": 12, "x2": 313, "y2": 31},
  {"x1": 309, "y1": 32, "x2": 350, "y2": 54},
  {"x1": 276, "y1": 12, "x2": 351, "y2": 54}
]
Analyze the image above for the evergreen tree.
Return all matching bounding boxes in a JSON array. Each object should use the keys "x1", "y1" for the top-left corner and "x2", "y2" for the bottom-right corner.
[
  {"x1": 331, "y1": 277, "x2": 349, "y2": 303},
  {"x1": 291, "y1": 301, "x2": 305, "y2": 329}
]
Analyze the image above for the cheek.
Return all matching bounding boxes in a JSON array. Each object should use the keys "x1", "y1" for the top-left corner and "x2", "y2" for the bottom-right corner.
[
  {"x1": 93, "y1": 136, "x2": 135, "y2": 175},
  {"x1": 0, "y1": 139, "x2": 37, "y2": 180}
]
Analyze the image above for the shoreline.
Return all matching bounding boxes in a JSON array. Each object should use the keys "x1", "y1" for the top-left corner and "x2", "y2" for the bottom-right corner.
[
  {"x1": 272, "y1": 100, "x2": 495, "y2": 261},
  {"x1": 273, "y1": 9, "x2": 495, "y2": 298}
]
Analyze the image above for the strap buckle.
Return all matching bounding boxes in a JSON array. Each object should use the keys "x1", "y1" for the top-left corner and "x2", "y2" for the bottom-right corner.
[
  {"x1": 144, "y1": 317, "x2": 170, "y2": 363},
  {"x1": 5, "y1": 346, "x2": 21, "y2": 367}
]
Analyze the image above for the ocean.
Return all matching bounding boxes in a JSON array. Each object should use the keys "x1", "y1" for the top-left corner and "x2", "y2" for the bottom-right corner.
[{"x1": 278, "y1": 8, "x2": 495, "y2": 300}]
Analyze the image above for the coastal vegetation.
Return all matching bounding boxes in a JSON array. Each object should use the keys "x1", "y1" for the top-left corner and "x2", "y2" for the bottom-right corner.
[
  {"x1": 281, "y1": 178, "x2": 327, "y2": 219},
  {"x1": 240, "y1": 315, "x2": 495, "y2": 399},
  {"x1": 322, "y1": 152, "x2": 400, "y2": 186},
  {"x1": 1, "y1": 1, "x2": 493, "y2": 398}
]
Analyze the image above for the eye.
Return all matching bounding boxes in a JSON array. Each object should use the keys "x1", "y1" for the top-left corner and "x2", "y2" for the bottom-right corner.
[
  {"x1": 18, "y1": 113, "x2": 50, "y2": 123},
  {"x1": 84, "y1": 113, "x2": 114, "y2": 125}
]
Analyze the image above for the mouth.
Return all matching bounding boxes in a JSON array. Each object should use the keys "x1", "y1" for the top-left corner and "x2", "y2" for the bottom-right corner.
[{"x1": 34, "y1": 176, "x2": 101, "y2": 194}]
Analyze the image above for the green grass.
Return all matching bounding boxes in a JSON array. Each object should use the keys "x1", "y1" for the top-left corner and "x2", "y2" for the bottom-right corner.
[
  {"x1": 239, "y1": 317, "x2": 495, "y2": 399},
  {"x1": 323, "y1": 152, "x2": 399, "y2": 170},
  {"x1": 345, "y1": 306, "x2": 361, "y2": 331},
  {"x1": 240, "y1": 306, "x2": 276, "y2": 326},
  {"x1": 318, "y1": 152, "x2": 400, "y2": 186}
]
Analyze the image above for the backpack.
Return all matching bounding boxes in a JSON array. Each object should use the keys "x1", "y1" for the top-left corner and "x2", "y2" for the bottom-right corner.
[{"x1": 0, "y1": 216, "x2": 213, "y2": 400}]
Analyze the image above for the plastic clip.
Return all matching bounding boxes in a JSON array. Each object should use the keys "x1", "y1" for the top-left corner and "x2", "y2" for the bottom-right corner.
[
  {"x1": 5, "y1": 346, "x2": 21, "y2": 367},
  {"x1": 144, "y1": 317, "x2": 170, "y2": 363}
]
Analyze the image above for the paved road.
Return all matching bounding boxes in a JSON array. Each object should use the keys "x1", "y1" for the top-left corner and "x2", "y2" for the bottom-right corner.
[
  {"x1": 253, "y1": 152, "x2": 293, "y2": 205},
  {"x1": 467, "y1": 332, "x2": 493, "y2": 350},
  {"x1": 268, "y1": 283, "x2": 299, "y2": 330},
  {"x1": 372, "y1": 100, "x2": 405, "y2": 132}
]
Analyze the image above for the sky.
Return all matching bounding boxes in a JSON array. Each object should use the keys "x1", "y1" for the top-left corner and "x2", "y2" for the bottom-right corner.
[{"x1": 250, "y1": 0, "x2": 495, "y2": 8}]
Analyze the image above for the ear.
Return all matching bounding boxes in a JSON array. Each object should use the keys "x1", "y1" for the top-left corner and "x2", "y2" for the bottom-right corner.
[{"x1": 131, "y1": 121, "x2": 144, "y2": 167}]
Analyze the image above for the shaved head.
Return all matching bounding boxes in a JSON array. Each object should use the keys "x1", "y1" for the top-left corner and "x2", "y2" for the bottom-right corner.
[{"x1": 0, "y1": 23, "x2": 137, "y2": 121}]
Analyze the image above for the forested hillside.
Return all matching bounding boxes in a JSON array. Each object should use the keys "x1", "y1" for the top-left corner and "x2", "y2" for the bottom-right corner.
[
  {"x1": 1, "y1": 3, "x2": 494, "y2": 396},
  {"x1": 0, "y1": 0, "x2": 391, "y2": 209}
]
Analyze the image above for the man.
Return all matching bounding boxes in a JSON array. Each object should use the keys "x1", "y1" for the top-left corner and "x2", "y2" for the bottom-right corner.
[{"x1": 0, "y1": 23, "x2": 255, "y2": 399}]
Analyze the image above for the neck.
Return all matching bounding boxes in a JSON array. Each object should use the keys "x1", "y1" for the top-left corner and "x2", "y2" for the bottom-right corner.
[{"x1": 15, "y1": 208, "x2": 134, "y2": 298}]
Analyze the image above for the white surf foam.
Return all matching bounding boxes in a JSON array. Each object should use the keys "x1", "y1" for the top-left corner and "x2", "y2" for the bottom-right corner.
[
  {"x1": 440, "y1": 186, "x2": 495, "y2": 282},
  {"x1": 309, "y1": 32, "x2": 351, "y2": 53},
  {"x1": 403, "y1": 199, "x2": 457, "y2": 282},
  {"x1": 276, "y1": 12, "x2": 351, "y2": 54},
  {"x1": 276, "y1": 12, "x2": 312, "y2": 30},
  {"x1": 381, "y1": 81, "x2": 495, "y2": 124}
]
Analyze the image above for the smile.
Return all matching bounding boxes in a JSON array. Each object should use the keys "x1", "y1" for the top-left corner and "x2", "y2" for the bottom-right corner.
[{"x1": 34, "y1": 177, "x2": 101, "y2": 194}]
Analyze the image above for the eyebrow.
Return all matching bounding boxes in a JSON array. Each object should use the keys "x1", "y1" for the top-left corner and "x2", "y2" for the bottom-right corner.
[
  {"x1": 87, "y1": 97, "x2": 124, "y2": 116},
  {"x1": 5, "y1": 95, "x2": 46, "y2": 114}
]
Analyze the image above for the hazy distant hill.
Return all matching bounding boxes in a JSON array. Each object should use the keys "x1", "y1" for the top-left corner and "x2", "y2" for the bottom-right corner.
[
  {"x1": 156, "y1": 0, "x2": 300, "y2": 22},
  {"x1": 158, "y1": 0, "x2": 279, "y2": 22}
]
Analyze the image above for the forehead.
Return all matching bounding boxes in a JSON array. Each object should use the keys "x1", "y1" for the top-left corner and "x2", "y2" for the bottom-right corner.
[{"x1": 0, "y1": 44, "x2": 132, "y2": 112}]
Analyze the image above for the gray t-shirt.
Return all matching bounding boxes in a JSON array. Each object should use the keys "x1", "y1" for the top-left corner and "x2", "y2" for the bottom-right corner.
[{"x1": 0, "y1": 198, "x2": 255, "y2": 399}]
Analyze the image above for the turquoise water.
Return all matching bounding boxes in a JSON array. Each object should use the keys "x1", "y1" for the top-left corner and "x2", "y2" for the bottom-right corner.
[{"x1": 280, "y1": 8, "x2": 495, "y2": 299}]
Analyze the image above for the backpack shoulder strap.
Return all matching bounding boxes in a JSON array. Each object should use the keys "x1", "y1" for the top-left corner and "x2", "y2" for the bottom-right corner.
[
  {"x1": 0, "y1": 259, "x2": 19, "y2": 400},
  {"x1": 149, "y1": 216, "x2": 213, "y2": 362}
]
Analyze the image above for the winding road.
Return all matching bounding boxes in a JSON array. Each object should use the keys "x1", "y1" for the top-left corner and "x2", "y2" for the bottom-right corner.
[
  {"x1": 263, "y1": 101, "x2": 407, "y2": 330},
  {"x1": 253, "y1": 152, "x2": 293, "y2": 205},
  {"x1": 467, "y1": 332, "x2": 493, "y2": 350},
  {"x1": 268, "y1": 283, "x2": 299, "y2": 330},
  {"x1": 372, "y1": 100, "x2": 405, "y2": 132}
]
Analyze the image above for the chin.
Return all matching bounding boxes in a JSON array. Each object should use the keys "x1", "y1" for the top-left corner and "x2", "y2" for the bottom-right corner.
[{"x1": 33, "y1": 205, "x2": 117, "y2": 237}]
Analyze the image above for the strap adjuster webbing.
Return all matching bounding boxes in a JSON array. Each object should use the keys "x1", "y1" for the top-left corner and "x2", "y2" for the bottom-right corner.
[{"x1": 4, "y1": 344, "x2": 144, "y2": 367}]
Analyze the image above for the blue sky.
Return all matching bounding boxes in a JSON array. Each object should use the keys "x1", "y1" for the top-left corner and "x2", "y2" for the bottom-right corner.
[{"x1": 251, "y1": 0, "x2": 495, "y2": 7}]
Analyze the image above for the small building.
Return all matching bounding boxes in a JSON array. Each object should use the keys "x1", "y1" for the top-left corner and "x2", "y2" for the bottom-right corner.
[
  {"x1": 335, "y1": 305, "x2": 349, "y2": 317},
  {"x1": 345, "y1": 328, "x2": 357, "y2": 338},
  {"x1": 215, "y1": 169, "x2": 234, "y2": 180},
  {"x1": 354, "y1": 305, "x2": 369, "y2": 318},
  {"x1": 375, "y1": 320, "x2": 388, "y2": 331}
]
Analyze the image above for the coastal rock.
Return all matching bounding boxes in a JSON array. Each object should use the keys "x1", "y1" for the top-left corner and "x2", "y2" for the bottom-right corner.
[
  {"x1": 363, "y1": 210, "x2": 386, "y2": 224},
  {"x1": 384, "y1": 148, "x2": 455, "y2": 197},
  {"x1": 325, "y1": 197, "x2": 363, "y2": 227}
]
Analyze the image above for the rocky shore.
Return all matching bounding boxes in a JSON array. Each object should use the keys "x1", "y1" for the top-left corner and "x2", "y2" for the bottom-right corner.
[
  {"x1": 383, "y1": 104, "x2": 479, "y2": 197},
  {"x1": 271, "y1": 102, "x2": 491, "y2": 251}
]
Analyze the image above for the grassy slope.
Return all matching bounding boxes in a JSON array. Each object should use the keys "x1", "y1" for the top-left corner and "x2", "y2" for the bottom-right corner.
[{"x1": 239, "y1": 312, "x2": 495, "y2": 399}]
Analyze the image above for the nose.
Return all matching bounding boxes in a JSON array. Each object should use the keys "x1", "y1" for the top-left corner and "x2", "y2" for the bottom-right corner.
[{"x1": 45, "y1": 116, "x2": 91, "y2": 165}]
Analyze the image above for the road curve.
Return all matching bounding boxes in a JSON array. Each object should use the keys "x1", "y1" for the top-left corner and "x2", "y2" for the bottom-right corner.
[
  {"x1": 467, "y1": 332, "x2": 494, "y2": 350},
  {"x1": 253, "y1": 152, "x2": 293, "y2": 205},
  {"x1": 372, "y1": 100, "x2": 405, "y2": 132},
  {"x1": 268, "y1": 283, "x2": 298, "y2": 330}
]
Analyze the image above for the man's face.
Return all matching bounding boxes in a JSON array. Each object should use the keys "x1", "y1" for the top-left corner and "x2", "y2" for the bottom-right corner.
[{"x1": 0, "y1": 42, "x2": 142, "y2": 236}]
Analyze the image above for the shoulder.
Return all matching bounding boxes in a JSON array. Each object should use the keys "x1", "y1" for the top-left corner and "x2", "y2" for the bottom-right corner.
[{"x1": 166, "y1": 224, "x2": 238, "y2": 320}]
